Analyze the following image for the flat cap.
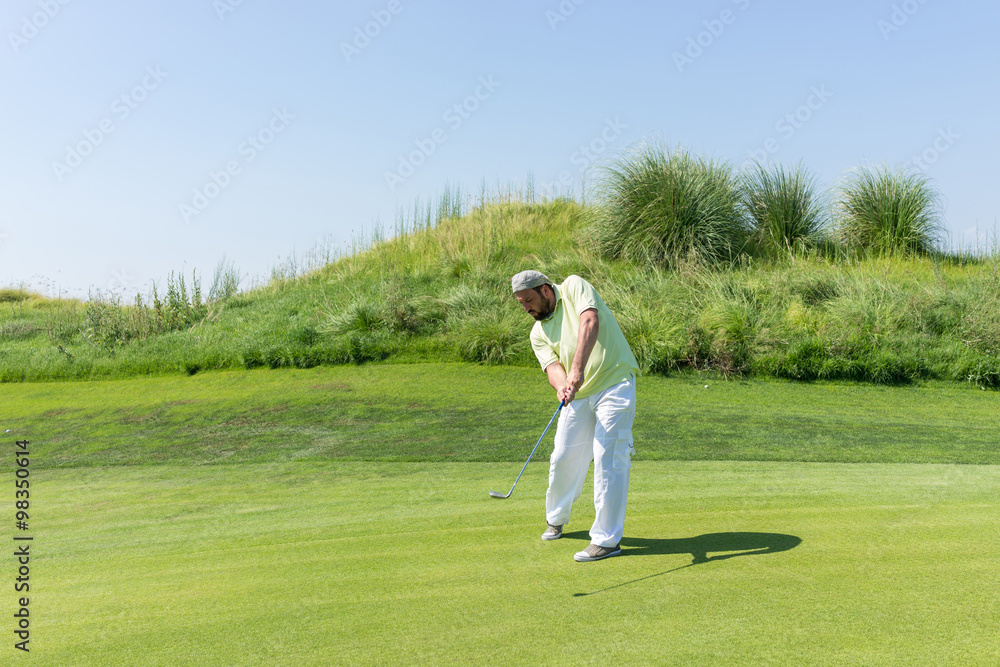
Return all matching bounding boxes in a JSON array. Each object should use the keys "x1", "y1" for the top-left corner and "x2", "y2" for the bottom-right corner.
[{"x1": 511, "y1": 270, "x2": 553, "y2": 293}]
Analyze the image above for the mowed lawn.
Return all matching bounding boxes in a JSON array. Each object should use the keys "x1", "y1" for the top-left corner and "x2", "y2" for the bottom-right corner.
[
  {"x1": 23, "y1": 461, "x2": 1000, "y2": 665},
  {"x1": 3, "y1": 364, "x2": 1000, "y2": 664}
]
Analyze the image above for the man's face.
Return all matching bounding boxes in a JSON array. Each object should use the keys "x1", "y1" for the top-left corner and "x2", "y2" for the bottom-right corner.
[{"x1": 515, "y1": 285, "x2": 556, "y2": 321}]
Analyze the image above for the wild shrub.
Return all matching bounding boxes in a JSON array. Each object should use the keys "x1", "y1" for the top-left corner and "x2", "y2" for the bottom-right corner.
[
  {"x1": 612, "y1": 289, "x2": 687, "y2": 374},
  {"x1": 742, "y1": 162, "x2": 827, "y2": 255},
  {"x1": 962, "y1": 353, "x2": 1000, "y2": 390},
  {"x1": 85, "y1": 294, "x2": 151, "y2": 349},
  {"x1": 837, "y1": 166, "x2": 942, "y2": 255},
  {"x1": 440, "y1": 284, "x2": 494, "y2": 324},
  {"x1": 782, "y1": 300, "x2": 824, "y2": 335},
  {"x1": 323, "y1": 296, "x2": 388, "y2": 336},
  {"x1": 754, "y1": 337, "x2": 829, "y2": 381},
  {"x1": 696, "y1": 280, "x2": 776, "y2": 374},
  {"x1": 83, "y1": 272, "x2": 209, "y2": 350},
  {"x1": 441, "y1": 254, "x2": 473, "y2": 280},
  {"x1": 588, "y1": 142, "x2": 748, "y2": 267},
  {"x1": 338, "y1": 331, "x2": 399, "y2": 364},
  {"x1": 453, "y1": 310, "x2": 527, "y2": 364},
  {"x1": 790, "y1": 275, "x2": 839, "y2": 306},
  {"x1": 163, "y1": 271, "x2": 200, "y2": 330},
  {"x1": 0, "y1": 320, "x2": 40, "y2": 341},
  {"x1": 824, "y1": 280, "x2": 909, "y2": 346},
  {"x1": 910, "y1": 287, "x2": 966, "y2": 337},
  {"x1": 385, "y1": 296, "x2": 440, "y2": 335},
  {"x1": 958, "y1": 304, "x2": 1000, "y2": 356},
  {"x1": 291, "y1": 325, "x2": 319, "y2": 347}
]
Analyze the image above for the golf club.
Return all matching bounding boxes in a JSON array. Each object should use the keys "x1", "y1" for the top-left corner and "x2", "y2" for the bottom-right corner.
[{"x1": 489, "y1": 400, "x2": 564, "y2": 499}]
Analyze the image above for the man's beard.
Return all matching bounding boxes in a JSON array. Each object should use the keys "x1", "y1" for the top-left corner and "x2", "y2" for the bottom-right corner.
[{"x1": 531, "y1": 303, "x2": 555, "y2": 321}]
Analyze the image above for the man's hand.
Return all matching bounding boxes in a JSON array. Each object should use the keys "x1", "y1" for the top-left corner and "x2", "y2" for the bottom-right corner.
[
  {"x1": 546, "y1": 364, "x2": 576, "y2": 405},
  {"x1": 557, "y1": 381, "x2": 578, "y2": 406}
]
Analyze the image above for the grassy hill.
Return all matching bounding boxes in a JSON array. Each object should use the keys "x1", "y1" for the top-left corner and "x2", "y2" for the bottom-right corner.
[{"x1": 3, "y1": 195, "x2": 1000, "y2": 386}]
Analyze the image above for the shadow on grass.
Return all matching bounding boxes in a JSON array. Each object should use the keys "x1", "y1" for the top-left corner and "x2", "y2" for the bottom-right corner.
[{"x1": 570, "y1": 531, "x2": 802, "y2": 597}]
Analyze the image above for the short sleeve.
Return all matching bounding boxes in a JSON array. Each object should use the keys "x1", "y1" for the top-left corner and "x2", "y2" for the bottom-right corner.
[
  {"x1": 529, "y1": 324, "x2": 559, "y2": 371},
  {"x1": 564, "y1": 276, "x2": 598, "y2": 315}
]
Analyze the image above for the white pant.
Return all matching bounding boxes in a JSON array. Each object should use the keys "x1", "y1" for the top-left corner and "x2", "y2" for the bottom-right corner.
[{"x1": 546, "y1": 376, "x2": 636, "y2": 547}]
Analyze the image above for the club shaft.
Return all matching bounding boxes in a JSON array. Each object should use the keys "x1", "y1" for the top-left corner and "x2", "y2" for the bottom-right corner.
[{"x1": 501, "y1": 401, "x2": 564, "y2": 497}]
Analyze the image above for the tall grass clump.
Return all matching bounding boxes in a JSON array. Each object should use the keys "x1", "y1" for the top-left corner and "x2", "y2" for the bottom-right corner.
[
  {"x1": 323, "y1": 295, "x2": 389, "y2": 336},
  {"x1": 837, "y1": 165, "x2": 942, "y2": 255},
  {"x1": 601, "y1": 270, "x2": 690, "y2": 374},
  {"x1": 0, "y1": 287, "x2": 39, "y2": 303},
  {"x1": 209, "y1": 257, "x2": 241, "y2": 302},
  {"x1": 588, "y1": 142, "x2": 748, "y2": 267},
  {"x1": 440, "y1": 285, "x2": 495, "y2": 323},
  {"x1": 742, "y1": 162, "x2": 827, "y2": 255},
  {"x1": 452, "y1": 308, "x2": 528, "y2": 365},
  {"x1": 693, "y1": 272, "x2": 781, "y2": 375}
]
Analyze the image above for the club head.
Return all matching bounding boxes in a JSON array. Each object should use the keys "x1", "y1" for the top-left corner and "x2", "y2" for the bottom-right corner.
[{"x1": 488, "y1": 490, "x2": 509, "y2": 499}]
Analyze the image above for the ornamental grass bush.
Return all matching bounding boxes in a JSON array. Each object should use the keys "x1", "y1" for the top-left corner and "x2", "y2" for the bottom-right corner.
[
  {"x1": 587, "y1": 142, "x2": 748, "y2": 267},
  {"x1": 742, "y1": 161, "x2": 828, "y2": 255},
  {"x1": 837, "y1": 165, "x2": 943, "y2": 255}
]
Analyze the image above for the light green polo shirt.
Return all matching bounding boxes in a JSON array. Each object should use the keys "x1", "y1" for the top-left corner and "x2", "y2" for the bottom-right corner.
[{"x1": 529, "y1": 275, "x2": 640, "y2": 399}]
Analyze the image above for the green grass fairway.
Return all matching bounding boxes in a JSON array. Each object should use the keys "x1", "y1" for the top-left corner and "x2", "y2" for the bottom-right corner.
[
  {"x1": 23, "y1": 461, "x2": 1000, "y2": 665},
  {"x1": 5, "y1": 365, "x2": 1000, "y2": 664}
]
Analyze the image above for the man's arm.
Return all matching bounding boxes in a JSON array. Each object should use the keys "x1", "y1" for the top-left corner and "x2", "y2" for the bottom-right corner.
[
  {"x1": 544, "y1": 362, "x2": 569, "y2": 399},
  {"x1": 557, "y1": 307, "x2": 599, "y2": 404}
]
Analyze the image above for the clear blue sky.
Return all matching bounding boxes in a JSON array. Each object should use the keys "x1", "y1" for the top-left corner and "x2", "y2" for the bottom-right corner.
[{"x1": 2, "y1": 0, "x2": 998, "y2": 298}]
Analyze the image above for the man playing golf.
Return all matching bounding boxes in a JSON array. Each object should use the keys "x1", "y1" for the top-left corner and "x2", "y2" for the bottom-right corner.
[{"x1": 511, "y1": 270, "x2": 639, "y2": 562}]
